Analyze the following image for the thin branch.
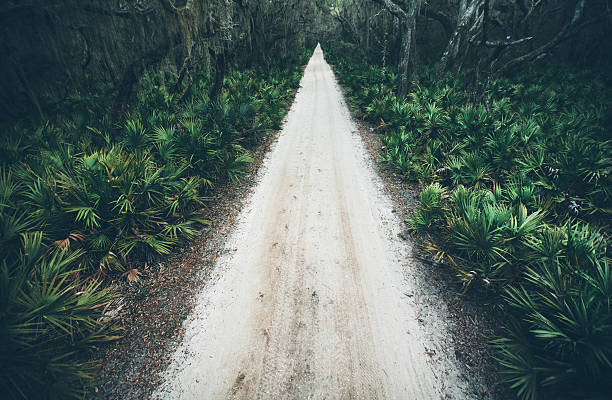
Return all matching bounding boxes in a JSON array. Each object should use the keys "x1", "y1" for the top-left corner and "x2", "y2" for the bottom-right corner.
[
  {"x1": 485, "y1": 37, "x2": 533, "y2": 47},
  {"x1": 370, "y1": 8, "x2": 387, "y2": 21},
  {"x1": 371, "y1": 0, "x2": 408, "y2": 20},
  {"x1": 497, "y1": 0, "x2": 585, "y2": 74}
]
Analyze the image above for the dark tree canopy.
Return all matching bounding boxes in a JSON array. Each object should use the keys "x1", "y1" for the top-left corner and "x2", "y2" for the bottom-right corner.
[
  {"x1": 327, "y1": 0, "x2": 611, "y2": 94},
  {"x1": 0, "y1": 0, "x2": 325, "y2": 120},
  {"x1": 1, "y1": 0, "x2": 610, "y2": 119}
]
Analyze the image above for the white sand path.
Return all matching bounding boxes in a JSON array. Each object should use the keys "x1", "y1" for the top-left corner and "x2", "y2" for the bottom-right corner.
[{"x1": 154, "y1": 44, "x2": 470, "y2": 400}]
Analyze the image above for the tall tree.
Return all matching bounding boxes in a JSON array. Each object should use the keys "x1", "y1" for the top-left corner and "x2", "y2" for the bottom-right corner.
[{"x1": 373, "y1": 0, "x2": 422, "y2": 96}]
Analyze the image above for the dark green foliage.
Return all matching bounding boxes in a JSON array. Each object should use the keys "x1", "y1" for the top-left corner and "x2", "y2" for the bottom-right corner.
[
  {"x1": 324, "y1": 41, "x2": 611, "y2": 399},
  {"x1": 406, "y1": 182, "x2": 445, "y2": 233},
  {"x1": 494, "y1": 229, "x2": 611, "y2": 400},
  {"x1": 0, "y1": 48, "x2": 310, "y2": 398},
  {"x1": 0, "y1": 232, "x2": 120, "y2": 399}
]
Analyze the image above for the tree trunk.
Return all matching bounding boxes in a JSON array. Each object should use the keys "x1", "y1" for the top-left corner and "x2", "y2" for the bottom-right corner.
[
  {"x1": 210, "y1": 51, "x2": 226, "y2": 100},
  {"x1": 397, "y1": 21, "x2": 413, "y2": 96},
  {"x1": 435, "y1": 0, "x2": 485, "y2": 81},
  {"x1": 372, "y1": 0, "x2": 421, "y2": 96},
  {"x1": 110, "y1": 64, "x2": 137, "y2": 123}
]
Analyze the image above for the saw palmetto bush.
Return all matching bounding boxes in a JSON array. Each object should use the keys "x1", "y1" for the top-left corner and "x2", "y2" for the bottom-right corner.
[
  {"x1": 0, "y1": 170, "x2": 119, "y2": 399},
  {"x1": 405, "y1": 182, "x2": 446, "y2": 233},
  {"x1": 324, "y1": 41, "x2": 611, "y2": 399},
  {"x1": 0, "y1": 48, "x2": 310, "y2": 398},
  {"x1": 493, "y1": 225, "x2": 611, "y2": 400}
]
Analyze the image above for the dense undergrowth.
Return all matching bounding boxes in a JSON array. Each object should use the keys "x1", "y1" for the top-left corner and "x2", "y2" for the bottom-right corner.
[
  {"x1": 0, "y1": 50, "x2": 310, "y2": 399},
  {"x1": 324, "y1": 41, "x2": 611, "y2": 400}
]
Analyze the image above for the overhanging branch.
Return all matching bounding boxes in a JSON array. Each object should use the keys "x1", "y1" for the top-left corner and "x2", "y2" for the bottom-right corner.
[
  {"x1": 485, "y1": 36, "x2": 532, "y2": 47},
  {"x1": 496, "y1": 0, "x2": 585, "y2": 73},
  {"x1": 371, "y1": 0, "x2": 408, "y2": 20}
]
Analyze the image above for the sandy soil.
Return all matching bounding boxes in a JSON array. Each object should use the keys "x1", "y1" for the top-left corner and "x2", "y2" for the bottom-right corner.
[{"x1": 153, "y1": 45, "x2": 471, "y2": 400}]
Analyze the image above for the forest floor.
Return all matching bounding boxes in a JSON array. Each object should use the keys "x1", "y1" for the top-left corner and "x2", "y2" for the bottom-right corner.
[{"x1": 92, "y1": 45, "x2": 504, "y2": 399}]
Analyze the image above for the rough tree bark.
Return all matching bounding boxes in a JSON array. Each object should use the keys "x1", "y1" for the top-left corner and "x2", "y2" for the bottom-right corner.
[{"x1": 174, "y1": 56, "x2": 193, "y2": 104}]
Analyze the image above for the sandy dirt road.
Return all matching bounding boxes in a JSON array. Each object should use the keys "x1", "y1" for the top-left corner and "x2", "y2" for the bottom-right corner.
[{"x1": 154, "y1": 45, "x2": 469, "y2": 400}]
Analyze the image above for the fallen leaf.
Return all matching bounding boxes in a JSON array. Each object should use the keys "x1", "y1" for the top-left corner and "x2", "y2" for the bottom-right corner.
[{"x1": 122, "y1": 268, "x2": 142, "y2": 283}]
